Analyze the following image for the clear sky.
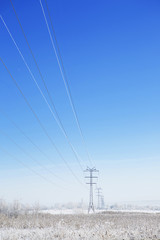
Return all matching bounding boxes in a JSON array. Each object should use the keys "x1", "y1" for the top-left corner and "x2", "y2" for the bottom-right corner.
[{"x1": 0, "y1": 0, "x2": 160, "y2": 205}]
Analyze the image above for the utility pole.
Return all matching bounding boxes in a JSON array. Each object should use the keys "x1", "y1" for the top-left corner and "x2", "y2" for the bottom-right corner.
[
  {"x1": 96, "y1": 187, "x2": 102, "y2": 209},
  {"x1": 84, "y1": 167, "x2": 99, "y2": 213}
]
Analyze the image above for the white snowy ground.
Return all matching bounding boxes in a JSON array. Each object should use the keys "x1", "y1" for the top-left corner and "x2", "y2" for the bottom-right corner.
[
  {"x1": 0, "y1": 212, "x2": 160, "y2": 239},
  {"x1": 40, "y1": 208, "x2": 88, "y2": 215},
  {"x1": 41, "y1": 208, "x2": 160, "y2": 215}
]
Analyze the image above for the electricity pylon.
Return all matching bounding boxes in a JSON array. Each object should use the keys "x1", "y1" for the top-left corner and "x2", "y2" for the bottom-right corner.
[
  {"x1": 96, "y1": 187, "x2": 102, "y2": 209},
  {"x1": 101, "y1": 195, "x2": 105, "y2": 209},
  {"x1": 84, "y1": 167, "x2": 99, "y2": 213}
]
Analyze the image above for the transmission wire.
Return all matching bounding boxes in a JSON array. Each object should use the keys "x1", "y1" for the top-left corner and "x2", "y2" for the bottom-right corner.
[
  {"x1": 0, "y1": 116, "x2": 64, "y2": 184},
  {"x1": 0, "y1": 146, "x2": 67, "y2": 190},
  {"x1": 0, "y1": 109, "x2": 58, "y2": 170},
  {"x1": 40, "y1": 0, "x2": 94, "y2": 167},
  {"x1": 3, "y1": 6, "x2": 85, "y2": 171},
  {"x1": 0, "y1": 12, "x2": 83, "y2": 171},
  {"x1": 0, "y1": 129, "x2": 71, "y2": 191},
  {"x1": 0, "y1": 110, "x2": 80, "y2": 189},
  {"x1": 0, "y1": 57, "x2": 84, "y2": 188}
]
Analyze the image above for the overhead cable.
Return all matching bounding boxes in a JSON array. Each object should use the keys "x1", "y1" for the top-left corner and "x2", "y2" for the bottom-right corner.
[
  {"x1": 1, "y1": 12, "x2": 85, "y2": 171},
  {"x1": 0, "y1": 146, "x2": 67, "y2": 190},
  {"x1": 40, "y1": 0, "x2": 94, "y2": 167},
  {"x1": 0, "y1": 57, "x2": 85, "y2": 188},
  {"x1": 0, "y1": 125, "x2": 65, "y2": 183}
]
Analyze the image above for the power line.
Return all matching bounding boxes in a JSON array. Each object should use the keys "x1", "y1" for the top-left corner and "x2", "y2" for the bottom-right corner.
[
  {"x1": 0, "y1": 14, "x2": 84, "y2": 171},
  {"x1": 40, "y1": 0, "x2": 94, "y2": 167},
  {"x1": 0, "y1": 57, "x2": 84, "y2": 188},
  {"x1": 0, "y1": 109, "x2": 57, "y2": 168},
  {"x1": 0, "y1": 124, "x2": 64, "y2": 184},
  {"x1": 7, "y1": 1, "x2": 87, "y2": 171},
  {"x1": 0, "y1": 129, "x2": 71, "y2": 191},
  {"x1": 0, "y1": 146, "x2": 66, "y2": 190},
  {"x1": 0, "y1": 109, "x2": 80, "y2": 189}
]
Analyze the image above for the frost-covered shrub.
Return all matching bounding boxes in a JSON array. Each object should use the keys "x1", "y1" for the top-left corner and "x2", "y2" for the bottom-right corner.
[{"x1": 0, "y1": 212, "x2": 160, "y2": 239}]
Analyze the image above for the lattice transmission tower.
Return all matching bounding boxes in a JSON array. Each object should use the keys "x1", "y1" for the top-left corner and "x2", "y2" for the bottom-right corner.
[
  {"x1": 96, "y1": 187, "x2": 102, "y2": 209},
  {"x1": 84, "y1": 167, "x2": 99, "y2": 213}
]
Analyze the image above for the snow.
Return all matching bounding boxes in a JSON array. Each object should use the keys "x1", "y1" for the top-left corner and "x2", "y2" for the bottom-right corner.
[
  {"x1": 40, "y1": 208, "x2": 88, "y2": 215},
  {"x1": 0, "y1": 212, "x2": 160, "y2": 239}
]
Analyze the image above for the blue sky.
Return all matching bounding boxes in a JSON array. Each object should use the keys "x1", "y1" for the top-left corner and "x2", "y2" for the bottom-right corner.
[{"x1": 0, "y1": 0, "x2": 160, "y2": 205}]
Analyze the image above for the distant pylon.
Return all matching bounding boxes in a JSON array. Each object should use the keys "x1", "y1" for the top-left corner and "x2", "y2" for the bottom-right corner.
[
  {"x1": 84, "y1": 167, "x2": 99, "y2": 213},
  {"x1": 96, "y1": 187, "x2": 102, "y2": 209},
  {"x1": 101, "y1": 195, "x2": 105, "y2": 209}
]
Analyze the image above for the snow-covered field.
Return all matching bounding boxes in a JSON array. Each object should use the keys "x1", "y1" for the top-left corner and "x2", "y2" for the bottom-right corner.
[
  {"x1": 0, "y1": 212, "x2": 160, "y2": 239},
  {"x1": 41, "y1": 208, "x2": 160, "y2": 215}
]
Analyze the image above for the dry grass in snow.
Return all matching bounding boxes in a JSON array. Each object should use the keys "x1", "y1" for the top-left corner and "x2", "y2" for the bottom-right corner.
[{"x1": 0, "y1": 212, "x2": 160, "y2": 239}]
